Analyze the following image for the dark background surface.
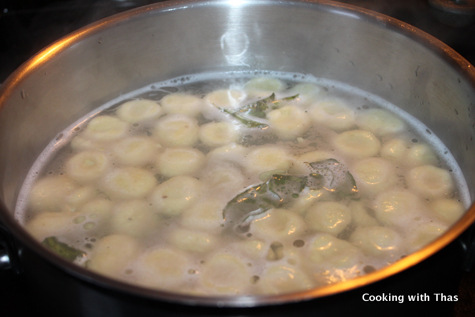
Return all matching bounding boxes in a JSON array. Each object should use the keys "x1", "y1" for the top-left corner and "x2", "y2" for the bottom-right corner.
[{"x1": 0, "y1": 0, "x2": 474, "y2": 316}]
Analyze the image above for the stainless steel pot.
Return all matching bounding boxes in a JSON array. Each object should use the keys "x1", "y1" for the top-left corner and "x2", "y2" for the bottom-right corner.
[{"x1": 0, "y1": 0, "x2": 474, "y2": 314}]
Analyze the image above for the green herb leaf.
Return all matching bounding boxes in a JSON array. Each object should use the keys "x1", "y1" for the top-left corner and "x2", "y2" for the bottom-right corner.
[
  {"x1": 240, "y1": 93, "x2": 276, "y2": 118},
  {"x1": 220, "y1": 93, "x2": 299, "y2": 129},
  {"x1": 42, "y1": 236, "x2": 86, "y2": 262},
  {"x1": 222, "y1": 159, "x2": 358, "y2": 234},
  {"x1": 305, "y1": 159, "x2": 358, "y2": 196},
  {"x1": 267, "y1": 174, "x2": 308, "y2": 199},
  {"x1": 223, "y1": 174, "x2": 308, "y2": 233},
  {"x1": 280, "y1": 94, "x2": 300, "y2": 102},
  {"x1": 221, "y1": 108, "x2": 269, "y2": 128}
]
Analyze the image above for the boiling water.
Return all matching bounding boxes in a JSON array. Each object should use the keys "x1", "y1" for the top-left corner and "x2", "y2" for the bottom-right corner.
[{"x1": 15, "y1": 71, "x2": 470, "y2": 296}]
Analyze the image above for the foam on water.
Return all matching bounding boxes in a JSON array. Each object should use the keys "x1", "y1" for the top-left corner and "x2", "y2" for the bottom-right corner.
[
  {"x1": 14, "y1": 70, "x2": 473, "y2": 296},
  {"x1": 15, "y1": 70, "x2": 471, "y2": 222}
]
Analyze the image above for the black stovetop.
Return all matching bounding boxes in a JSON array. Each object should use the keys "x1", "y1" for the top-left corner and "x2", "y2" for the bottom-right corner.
[{"x1": 1, "y1": 0, "x2": 474, "y2": 316}]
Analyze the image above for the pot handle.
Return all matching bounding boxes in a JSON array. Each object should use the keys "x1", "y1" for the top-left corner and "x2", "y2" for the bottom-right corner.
[{"x1": 0, "y1": 222, "x2": 22, "y2": 274}]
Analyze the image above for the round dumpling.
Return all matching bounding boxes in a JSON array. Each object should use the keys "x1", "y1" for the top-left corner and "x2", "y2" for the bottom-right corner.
[
  {"x1": 350, "y1": 226, "x2": 404, "y2": 259},
  {"x1": 153, "y1": 114, "x2": 199, "y2": 147},
  {"x1": 257, "y1": 264, "x2": 313, "y2": 295},
  {"x1": 381, "y1": 138, "x2": 408, "y2": 161},
  {"x1": 405, "y1": 143, "x2": 438, "y2": 167},
  {"x1": 149, "y1": 176, "x2": 202, "y2": 216},
  {"x1": 101, "y1": 167, "x2": 157, "y2": 200},
  {"x1": 168, "y1": 227, "x2": 218, "y2": 253},
  {"x1": 304, "y1": 201, "x2": 352, "y2": 235},
  {"x1": 228, "y1": 239, "x2": 268, "y2": 260},
  {"x1": 373, "y1": 189, "x2": 429, "y2": 229},
  {"x1": 112, "y1": 136, "x2": 160, "y2": 166},
  {"x1": 206, "y1": 143, "x2": 249, "y2": 166},
  {"x1": 199, "y1": 121, "x2": 239, "y2": 147},
  {"x1": 429, "y1": 198, "x2": 465, "y2": 225},
  {"x1": 406, "y1": 165, "x2": 454, "y2": 199},
  {"x1": 88, "y1": 234, "x2": 141, "y2": 279},
  {"x1": 309, "y1": 98, "x2": 356, "y2": 131},
  {"x1": 204, "y1": 89, "x2": 246, "y2": 110},
  {"x1": 267, "y1": 105, "x2": 311, "y2": 140},
  {"x1": 304, "y1": 233, "x2": 364, "y2": 283},
  {"x1": 306, "y1": 233, "x2": 360, "y2": 265},
  {"x1": 286, "y1": 82, "x2": 324, "y2": 105},
  {"x1": 180, "y1": 199, "x2": 225, "y2": 233},
  {"x1": 155, "y1": 147, "x2": 205, "y2": 177},
  {"x1": 333, "y1": 129, "x2": 381, "y2": 159},
  {"x1": 160, "y1": 93, "x2": 204, "y2": 117},
  {"x1": 109, "y1": 200, "x2": 160, "y2": 237},
  {"x1": 76, "y1": 198, "x2": 113, "y2": 232},
  {"x1": 134, "y1": 247, "x2": 193, "y2": 290},
  {"x1": 249, "y1": 209, "x2": 306, "y2": 242},
  {"x1": 244, "y1": 77, "x2": 286, "y2": 97},
  {"x1": 243, "y1": 145, "x2": 293, "y2": 177},
  {"x1": 82, "y1": 115, "x2": 130, "y2": 142},
  {"x1": 199, "y1": 252, "x2": 251, "y2": 295},
  {"x1": 351, "y1": 157, "x2": 397, "y2": 195},
  {"x1": 63, "y1": 186, "x2": 99, "y2": 213},
  {"x1": 26, "y1": 211, "x2": 76, "y2": 241},
  {"x1": 28, "y1": 175, "x2": 77, "y2": 213},
  {"x1": 116, "y1": 99, "x2": 162, "y2": 123},
  {"x1": 199, "y1": 163, "x2": 246, "y2": 197},
  {"x1": 406, "y1": 221, "x2": 449, "y2": 253},
  {"x1": 356, "y1": 108, "x2": 405, "y2": 136},
  {"x1": 64, "y1": 150, "x2": 110, "y2": 184},
  {"x1": 348, "y1": 201, "x2": 378, "y2": 227}
]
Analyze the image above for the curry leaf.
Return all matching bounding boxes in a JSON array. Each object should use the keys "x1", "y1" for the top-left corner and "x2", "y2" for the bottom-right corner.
[
  {"x1": 222, "y1": 159, "x2": 358, "y2": 234},
  {"x1": 306, "y1": 159, "x2": 358, "y2": 196},
  {"x1": 42, "y1": 236, "x2": 86, "y2": 262},
  {"x1": 221, "y1": 108, "x2": 269, "y2": 128},
  {"x1": 239, "y1": 93, "x2": 276, "y2": 118},
  {"x1": 223, "y1": 174, "x2": 308, "y2": 233},
  {"x1": 280, "y1": 93, "x2": 300, "y2": 102},
  {"x1": 220, "y1": 93, "x2": 299, "y2": 129}
]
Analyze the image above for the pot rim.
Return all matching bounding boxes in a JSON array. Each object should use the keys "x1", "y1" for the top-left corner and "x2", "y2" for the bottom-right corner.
[{"x1": 1, "y1": 0, "x2": 474, "y2": 308}]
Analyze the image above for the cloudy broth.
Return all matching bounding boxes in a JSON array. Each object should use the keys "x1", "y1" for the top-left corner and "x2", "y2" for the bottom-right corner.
[{"x1": 16, "y1": 72, "x2": 469, "y2": 296}]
